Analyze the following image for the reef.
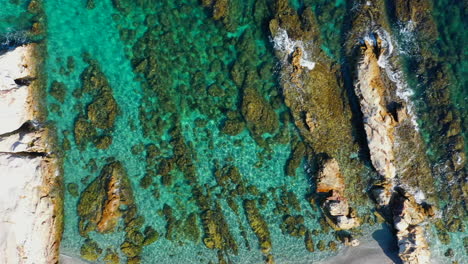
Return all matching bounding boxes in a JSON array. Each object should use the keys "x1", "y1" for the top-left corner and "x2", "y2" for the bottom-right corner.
[
  {"x1": 34, "y1": 0, "x2": 466, "y2": 263},
  {"x1": 243, "y1": 199, "x2": 274, "y2": 263},
  {"x1": 73, "y1": 58, "x2": 119, "y2": 150}
]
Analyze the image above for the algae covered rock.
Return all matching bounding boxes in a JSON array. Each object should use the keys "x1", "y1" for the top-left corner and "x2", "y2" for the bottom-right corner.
[
  {"x1": 49, "y1": 81, "x2": 66, "y2": 102},
  {"x1": 87, "y1": 90, "x2": 118, "y2": 130},
  {"x1": 243, "y1": 199, "x2": 272, "y2": 256},
  {"x1": 67, "y1": 183, "x2": 79, "y2": 197},
  {"x1": 74, "y1": 117, "x2": 97, "y2": 149},
  {"x1": 103, "y1": 249, "x2": 119, "y2": 264},
  {"x1": 120, "y1": 240, "x2": 142, "y2": 258},
  {"x1": 80, "y1": 239, "x2": 102, "y2": 261},
  {"x1": 73, "y1": 58, "x2": 119, "y2": 150},
  {"x1": 143, "y1": 226, "x2": 159, "y2": 246},
  {"x1": 241, "y1": 87, "x2": 279, "y2": 136},
  {"x1": 77, "y1": 161, "x2": 134, "y2": 236}
]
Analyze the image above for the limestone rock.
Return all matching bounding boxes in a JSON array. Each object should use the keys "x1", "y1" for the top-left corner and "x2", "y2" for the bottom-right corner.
[
  {"x1": 371, "y1": 185, "x2": 393, "y2": 206},
  {"x1": 0, "y1": 44, "x2": 62, "y2": 264},
  {"x1": 0, "y1": 45, "x2": 36, "y2": 135},
  {"x1": 397, "y1": 226, "x2": 431, "y2": 264},
  {"x1": 323, "y1": 199, "x2": 349, "y2": 216},
  {"x1": 335, "y1": 215, "x2": 360, "y2": 230}
]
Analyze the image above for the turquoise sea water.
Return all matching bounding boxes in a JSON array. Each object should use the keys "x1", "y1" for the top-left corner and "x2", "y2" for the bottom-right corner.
[
  {"x1": 0, "y1": 0, "x2": 466, "y2": 263},
  {"x1": 43, "y1": 0, "x2": 346, "y2": 263}
]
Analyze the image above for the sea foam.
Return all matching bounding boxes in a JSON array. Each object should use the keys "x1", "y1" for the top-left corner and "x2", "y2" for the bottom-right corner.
[{"x1": 272, "y1": 28, "x2": 315, "y2": 70}]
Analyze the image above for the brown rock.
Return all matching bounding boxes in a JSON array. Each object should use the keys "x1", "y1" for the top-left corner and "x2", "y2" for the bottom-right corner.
[{"x1": 316, "y1": 159, "x2": 344, "y2": 193}]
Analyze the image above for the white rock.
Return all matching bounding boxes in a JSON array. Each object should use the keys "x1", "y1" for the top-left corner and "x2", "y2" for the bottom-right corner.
[
  {"x1": 0, "y1": 45, "x2": 35, "y2": 135},
  {"x1": 0, "y1": 129, "x2": 46, "y2": 153},
  {"x1": 335, "y1": 215, "x2": 360, "y2": 230},
  {"x1": 0, "y1": 154, "x2": 60, "y2": 264},
  {"x1": 324, "y1": 199, "x2": 349, "y2": 216},
  {"x1": 0, "y1": 44, "x2": 61, "y2": 264}
]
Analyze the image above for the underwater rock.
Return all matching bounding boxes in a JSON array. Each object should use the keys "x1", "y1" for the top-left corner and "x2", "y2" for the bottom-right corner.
[
  {"x1": 304, "y1": 230, "x2": 314, "y2": 252},
  {"x1": 73, "y1": 59, "x2": 119, "y2": 150},
  {"x1": 77, "y1": 161, "x2": 134, "y2": 235},
  {"x1": 221, "y1": 118, "x2": 245, "y2": 136},
  {"x1": 95, "y1": 135, "x2": 113, "y2": 149},
  {"x1": 49, "y1": 81, "x2": 66, "y2": 103},
  {"x1": 67, "y1": 183, "x2": 79, "y2": 197},
  {"x1": 241, "y1": 87, "x2": 278, "y2": 136},
  {"x1": 285, "y1": 141, "x2": 306, "y2": 176},
  {"x1": 120, "y1": 240, "x2": 142, "y2": 258},
  {"x1": 103, "y1": 249, "x2": 119, "y2": 264},
  {"x1": 73, "y1": 117, "x2": 97, "y2": 149},
  {"x1": 243, "y1": 199, "x2": 273, "y2": 259},
  {"x1": 80, "y1": 239, "x2": 102, "y2": 261},
  {"x1": 281, "y1": 215, "x2": 306, "y2": 237},
  {"x1": 87, "y1": 90, "x2": 118, "y2": 130}
]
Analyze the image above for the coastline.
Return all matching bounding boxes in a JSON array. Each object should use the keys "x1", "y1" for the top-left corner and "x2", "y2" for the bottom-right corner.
[{"x1": 0, "y1": 43, "x2": 62, "y2": 264}]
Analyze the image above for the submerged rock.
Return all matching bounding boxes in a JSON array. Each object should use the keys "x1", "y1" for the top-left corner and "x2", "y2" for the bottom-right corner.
[
  {"x1": 78, "y1": 161, "x2": 134, "y2": 235},
  {"x1": 243, "y1": 199, "x2": 273, "y2": 259},
  {"x1": 241, "y1": 87, "x2": 279, "y2": 137}
]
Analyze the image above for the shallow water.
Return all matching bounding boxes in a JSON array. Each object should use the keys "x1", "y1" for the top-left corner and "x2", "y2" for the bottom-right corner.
[{"x1": 0, "y1": 0, "x2": 466, "y2": 263}]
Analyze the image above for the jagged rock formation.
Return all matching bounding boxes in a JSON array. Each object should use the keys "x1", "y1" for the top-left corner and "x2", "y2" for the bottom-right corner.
[
  {"x1": 0, "y1": 44, "x2": 62, "y2": 264},
  {"x1": 356, "y1": 38, "x2": 397, "y2": 180},
  {"x1": 392, "y1": 190, "x2": 434, "y2": 264},
  {"x1": 354, "y1": 21, "x2": 433, "y2": 263},
  {"x1": 317, "y1": 159, "x2": 360, "y2": 230}
]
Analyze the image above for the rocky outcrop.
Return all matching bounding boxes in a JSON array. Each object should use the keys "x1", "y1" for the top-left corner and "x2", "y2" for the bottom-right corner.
[
  {"x1": 269, "y1": 0, "x2": 369, "y2": 208},
  {"x1": 0, "y1": 44, "x2": 62, "y2": 264},
  {"x1": 355, "y1": 29, "x2": 433, "y2": 264},
  {"x1": 392, "y1": 191, "x2": 433, "y2": 264},
  {"x1": 356, "y1": 38, "x2": 397, "y2": 180},
  {"x1": 317, "y1": 159, "x2": 360, "y2": 230},
  {"x1": 78, "y1": 161, "x2": 134, "y2": 235}
]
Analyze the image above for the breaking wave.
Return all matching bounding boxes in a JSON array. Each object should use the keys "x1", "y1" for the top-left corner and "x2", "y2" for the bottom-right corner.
[
  {"x1": 371, "y1": 28, "x2": 419, "y2": 130},
  {"x1": 272, "y1": 28, "x2": 315, "y2": 70}
]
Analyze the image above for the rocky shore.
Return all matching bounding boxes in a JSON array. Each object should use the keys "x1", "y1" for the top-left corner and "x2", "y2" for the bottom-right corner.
[
  {"x1": 0, "y1": 44, "x2": 62, "y2": 264},
  {"x1": 266, "y1": 0, "x2": 456, "y2": 263}
]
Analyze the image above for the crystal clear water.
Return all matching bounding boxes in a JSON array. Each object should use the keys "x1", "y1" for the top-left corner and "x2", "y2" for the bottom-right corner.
[{"x1": 0, "y1": 0, "x2": 466, "y2": 263}]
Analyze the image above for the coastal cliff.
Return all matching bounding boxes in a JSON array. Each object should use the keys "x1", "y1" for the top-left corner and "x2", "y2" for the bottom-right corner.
[{"x1": 0, "y1": 44, "x2": 62, "y2": 264}]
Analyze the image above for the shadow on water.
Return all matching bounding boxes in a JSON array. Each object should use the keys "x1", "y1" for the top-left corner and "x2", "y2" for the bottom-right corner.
[{"x1": 372, "y1": 224, "x2": 402, "y2": 264}]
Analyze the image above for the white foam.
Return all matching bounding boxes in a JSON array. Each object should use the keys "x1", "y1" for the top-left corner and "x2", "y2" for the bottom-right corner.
[
  {"x1": 272, "y1": 28, "x2": 315, "y2": 70},
  {"x1": 371, "y1": 29, "x2": 419, "y2": 130}
]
